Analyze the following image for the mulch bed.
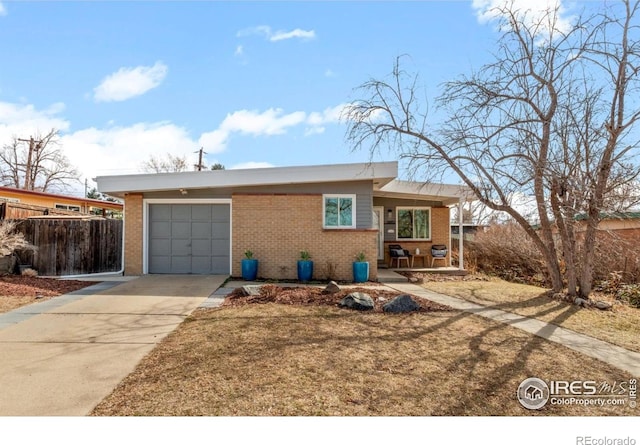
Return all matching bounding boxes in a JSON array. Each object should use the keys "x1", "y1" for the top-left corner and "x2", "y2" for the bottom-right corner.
[
  {"x1": 0, "y1": 275, "x2": 94, "y2": 297},
  {"x1": 222, "y1": 284, "x2": 453, "y2": 313}
]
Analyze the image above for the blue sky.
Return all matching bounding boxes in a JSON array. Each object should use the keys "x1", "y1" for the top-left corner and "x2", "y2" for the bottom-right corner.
[{"x1": 0, "y1": 0, "x2": 578, "y2": 196}]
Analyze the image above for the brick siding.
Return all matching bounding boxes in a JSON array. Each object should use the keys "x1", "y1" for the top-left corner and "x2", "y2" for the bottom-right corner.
[
  {"x1": 123, "y1": 193, "x2": 143, "y2": 275},
  {"x1": 232, "y1": 194, "x2": 378, "y2": 281}
]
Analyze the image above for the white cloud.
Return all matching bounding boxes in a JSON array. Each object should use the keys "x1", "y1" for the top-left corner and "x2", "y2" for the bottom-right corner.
[
  {"x1": 234, "y1": 45, "x2": 244, "y2": 56},
  {"x1": 61, "y1": 122, "x2": 199, "y2": 181},
  {"x1": 472, "y1": 0, "x2": 574, "y2": 37},
  {"x1": 230, "y1": 161, "x2": 275, "y2": 170},
  {"x1": 93, "y1": 61, "x2": 168, "y2": 102},
  {"x1": 236, "y1": 25, "x2": 316, "y2": 42},
  {"x1": 270, "y1": 28, "x2": 315, "y2": 42},
  {"x1": 305, "y1": 103, "x2": 348, "y2": 135},
  {"x1": 199, "y1": 108, "x2": 307, "y2": 152},
  {"x1": 0, "y1": 2, "x2": 7, "y2": 16},
  {"x1": 324, "y1": 69, "x2": 336, "y2": 78},
  {"x1": 0, "y1": 101, "x2": 70, "y2": 137},
  {"x1": 0, "y1": 100, "x2": 348, "y2": 195}
]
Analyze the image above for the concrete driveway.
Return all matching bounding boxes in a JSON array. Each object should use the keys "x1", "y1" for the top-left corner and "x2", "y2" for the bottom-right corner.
[{"x1": 0, "y1": 275, "x2": 226, "y2": 416}]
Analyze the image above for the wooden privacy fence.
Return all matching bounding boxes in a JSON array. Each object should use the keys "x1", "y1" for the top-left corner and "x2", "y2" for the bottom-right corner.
[{"x1": 13, "y1": 219, "x2": 123, "y2": 276}]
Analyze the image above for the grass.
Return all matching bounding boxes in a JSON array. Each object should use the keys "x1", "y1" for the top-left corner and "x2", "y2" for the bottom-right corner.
[
  {"x1": 421, "y1": 277, "x2": 640, "y2": 353},
  {"x1": 91, "y1": 302, "x2": 636, "y2": 416}
]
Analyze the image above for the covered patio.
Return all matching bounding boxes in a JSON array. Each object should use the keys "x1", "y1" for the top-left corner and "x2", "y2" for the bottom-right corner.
[{"x1": 371, "y1": 179, "x2": 475, "y2": 275}]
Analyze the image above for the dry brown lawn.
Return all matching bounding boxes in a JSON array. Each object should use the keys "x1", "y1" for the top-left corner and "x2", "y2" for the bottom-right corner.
[
  {"x1": 91, "y1": 301, "x2": 636, "y2": 416},
  {"x1": 421, "y1": 276, "x2": 640, "y2": 353}
]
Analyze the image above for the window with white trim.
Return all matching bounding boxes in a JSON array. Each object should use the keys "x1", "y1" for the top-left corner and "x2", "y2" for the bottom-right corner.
[
  {"x1": 396, "y1": 207, "x2": 431, "y2": 240},
  {"x1": 323, "y1": 194, "x2": 356, "y2": 228},
  {"x1": 55, "y1": 204, "x2": 81, "y2": 212}
]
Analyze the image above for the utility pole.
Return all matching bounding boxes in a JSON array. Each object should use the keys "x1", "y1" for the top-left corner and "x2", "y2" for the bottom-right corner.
[
  {"x1": 17, "y1": 136, "x2": 43, "y2": 190},
  {"x1": 194, "y1": 147, "x2": 207, "y2": 171}
]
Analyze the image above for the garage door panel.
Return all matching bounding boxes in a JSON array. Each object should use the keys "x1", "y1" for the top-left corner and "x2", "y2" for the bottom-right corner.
[
  {"x1": 211, "y1": 205, "x2": 230, "y2": 222},
  {"x1": 150, "y1": 221, "x2": 171, "y2": 238},
  {"x1": 149, "y1": 256, "x2": 171, "y2": 274},
  {"x1": 192, "y1": 240, "x2": 212, "y2": 256},
  {"x1": 212, "y1": 222, "x2": 230, "y2": 239},
  {"x1": 191, "y1": 222, "x2": 212, "y2": 238},
  {"x1": 171, "y1": 257, "x2": 192, "y2": 274},
  {"x1": 171, "y1": 206, "x2": 191, "y2": 221},
  {"x1": 171, "y1": 222, "x2": 191, "y2": 238},
  {"x1": 150, "y1": 204, "x2": 171, "y2": 220},
  {"x1": 211, "y1": 257, "x2": 229, "y2": 272},
  {"x1": 150, "y1": 239, "x2": 171, "y2": 256},
  {"x1": 191, "y1": 257, "x2": 212, "y2": 274},
  {"x1": 211, "y1": 239, "x2": 229, "y2": 253},
  {"x1": 191, "y1": 205, "x2": 212, "y2": 220},
  {"x1": 149, "y1": 203, "x2": 230, "y2": 274}
]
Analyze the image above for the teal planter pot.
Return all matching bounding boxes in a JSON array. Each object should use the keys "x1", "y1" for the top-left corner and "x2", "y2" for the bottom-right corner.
[
  {"x1": 352, "y1": 262, "x2": 369, "y2": 283},
  {"x1": 241, "y1": 259, "x2": 258, "y2": 281},
  {"x1": 297, "y1": 260, "x2": 313, "y2": 282}
]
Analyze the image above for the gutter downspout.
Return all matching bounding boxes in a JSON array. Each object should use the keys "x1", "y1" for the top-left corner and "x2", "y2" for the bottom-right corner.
[{"x1": 458, "y1": 198, "x2": 464, "y2": 270}]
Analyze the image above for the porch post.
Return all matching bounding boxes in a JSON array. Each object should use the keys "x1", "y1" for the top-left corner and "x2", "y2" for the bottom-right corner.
[{"x1": 458, "y1": 198, "x2": 464, "y2": 270}]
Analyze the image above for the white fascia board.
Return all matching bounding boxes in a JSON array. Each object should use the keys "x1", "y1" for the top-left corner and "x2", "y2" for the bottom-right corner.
[
  {"x1": 375, "y1": 180, "x2": 476, "y2": 205},
  {"x1": 96, "y1": 161, "x2": 398, "y2": 194}
]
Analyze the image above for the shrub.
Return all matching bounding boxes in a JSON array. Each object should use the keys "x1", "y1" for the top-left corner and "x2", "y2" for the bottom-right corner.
[
  {"x1": 616, "y1": 284, "x2": 640, "y2": 308},
  {"x1": 0, "y1": 220, "x2": 34, "y2": 257},
  {"x1": 460, "y1": 223, "x2": 547, "y2": 285}
]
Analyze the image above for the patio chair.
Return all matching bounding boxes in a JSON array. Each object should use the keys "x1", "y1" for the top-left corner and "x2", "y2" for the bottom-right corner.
[{"x1": 388, "y1": 244, "x2": 412, "y2": 268}]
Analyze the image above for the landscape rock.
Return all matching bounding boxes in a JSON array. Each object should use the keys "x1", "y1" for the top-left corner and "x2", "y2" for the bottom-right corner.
[
  {"x1": 409, "y1": 277, "x2": 419, "y2": 283},
  {"x1": 594, "y1": 301, "x2": 613, "y2": 311},
  {"x1": 574, "y1": 297, "x2": 589, "y2": 307},
  {"x1": 383, "y1": 294, "x2": 421, "y2": 313},
  {"x1": 241, "y1": 285, "x2": 262, "y2": 297},
  {"x1": 322, "y1": 281, "x2": 341, "y2": 295},
  {"x1": 339, "y1": 292, "x2": 374, "y2": 311}
]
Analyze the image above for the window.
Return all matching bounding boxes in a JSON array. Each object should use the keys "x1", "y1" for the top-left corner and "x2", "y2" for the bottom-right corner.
[
  {"x1": 55, "y1": 204, "x2": 81, "y2": 212},
  {"x1": 323, "y1": 195, "x2": 356, "y2": 228},
  {"x1": 397, "y1": 207, "x2": 431, "y2": 240}
]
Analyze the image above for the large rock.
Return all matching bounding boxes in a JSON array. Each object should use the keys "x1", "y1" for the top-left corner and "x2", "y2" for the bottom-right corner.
[
  {"x1": 241, "y1": 285, "x2": 262, "y2": 297},
  {"x1": 339, "y1": 292, "x2": 374, "y2": 311},
  {"x1": 594, "y1": 300, "x2": 613, "y2": 311},
  {"x1": 383, "y1": 294, "x2": 421, "y2": 313},
  {"x1": 322, "y1": 281, "x2": 341, "y2": 295}
]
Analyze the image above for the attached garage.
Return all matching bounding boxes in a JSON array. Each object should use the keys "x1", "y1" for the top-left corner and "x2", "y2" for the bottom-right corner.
[{"x1": 146, "y1": 202, "x2": 231, "y2": 274}]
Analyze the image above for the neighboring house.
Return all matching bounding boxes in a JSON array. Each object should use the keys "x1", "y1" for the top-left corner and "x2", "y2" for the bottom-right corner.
[
  {"x1": 451, "y1": 223, "x2": 488, "y2": 241},
  {"x1": 0, "y1": 186, "x2": 123, "y2": 219},
  {"x1": 96, "y1": 161, "x2": 474, "y2": 281},
  {"x1": 574, "y1": 212, "x2": 640, "y2": 241}
]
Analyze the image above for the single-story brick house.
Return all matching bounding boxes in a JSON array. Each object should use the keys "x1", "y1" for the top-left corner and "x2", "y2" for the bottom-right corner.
[{"x1": 96, "y1": 161, "x2": 473, "y2": 280}]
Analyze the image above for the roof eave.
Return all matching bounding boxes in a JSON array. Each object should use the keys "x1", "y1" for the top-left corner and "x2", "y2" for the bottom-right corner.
[{"x1": 96, "y1": 161, "x2": 398, "y2": 195}]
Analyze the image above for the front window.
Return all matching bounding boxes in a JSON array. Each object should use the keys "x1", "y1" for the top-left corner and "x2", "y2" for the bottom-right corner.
[
  {"x1": 55, "y1": 204, "x2": 81, "y2": 212},
  {"x1": 397, "y1": 207, "x2": 430, "y2": 240},
  {"x1": 323, "y1": 195, "x2": 356, "y2": 228}
]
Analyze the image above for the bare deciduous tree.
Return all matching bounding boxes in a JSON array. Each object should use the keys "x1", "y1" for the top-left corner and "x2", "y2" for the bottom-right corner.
[
  {"x1": 0, "y1": 129, "x2": 80, "y2": 193},
  {"x1": 140, "y1": 153, "x2": 189, "y2": 173},
  {"x1": 345, "y1": 0, "x2": 640, "y2": 299}
]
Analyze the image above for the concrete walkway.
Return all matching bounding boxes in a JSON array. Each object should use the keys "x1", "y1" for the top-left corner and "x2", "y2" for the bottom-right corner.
[
  {"x1": 384, "y1": 282, "x2": 640, "y2": 376},
  {"x1": 0, "y1": 275, "x2": 226, "y2": 416}
]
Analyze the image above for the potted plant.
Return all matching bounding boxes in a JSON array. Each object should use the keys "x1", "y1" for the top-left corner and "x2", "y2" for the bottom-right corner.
[
  {"x1": 241, "y1": 250, "x2": 259, "y2": 281},
  {"x1": 297, "y1": 250, "x2": 313, "y2": 282},
  {"x1": 352, "y1": 251, "x2": 369, "y2": 283}
]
